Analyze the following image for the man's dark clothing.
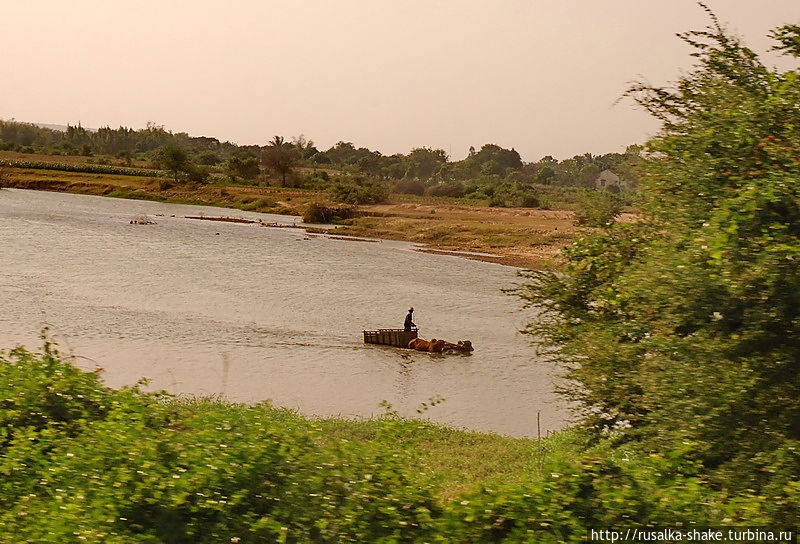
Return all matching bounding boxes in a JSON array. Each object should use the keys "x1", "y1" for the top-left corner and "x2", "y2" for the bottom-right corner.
[{"x1": 404, "y1": 312, "x2": 415, "y2": 332}]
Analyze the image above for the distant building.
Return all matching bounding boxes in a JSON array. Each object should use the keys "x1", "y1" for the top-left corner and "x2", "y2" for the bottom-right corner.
[{"x1": 595, "y1": 169, "x2": 626, "y2": 191}]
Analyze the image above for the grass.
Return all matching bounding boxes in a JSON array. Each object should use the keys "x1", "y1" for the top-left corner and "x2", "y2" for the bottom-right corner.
[
  {"x1": 153, "y1": 395, "x2": 588, "y2": 502},
  {"x1": 3, "y1": 167, "x2": 325, "y2": 216},
  {"x1": 0, "y1": 149, "x2": 153, "y2": 168},
  {"x1": 312, "y1": 415, "x2": 586, "y2": 500},
  {"x1": 332, "y1": 204, "x2": 588, "y2": 267},
  {"x1": 1, "y1": 346, "x2": 772, "y2": 538}
]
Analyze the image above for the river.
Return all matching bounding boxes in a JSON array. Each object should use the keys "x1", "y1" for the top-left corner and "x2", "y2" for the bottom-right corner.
[{"x1": 0, "y1": 189, "x2": 569, "y2": 436}]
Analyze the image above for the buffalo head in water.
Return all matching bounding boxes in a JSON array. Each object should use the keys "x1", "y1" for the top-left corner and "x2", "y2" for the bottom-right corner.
[{"x1": 442, "y1": 340, "x2": 474, "y2": 353}]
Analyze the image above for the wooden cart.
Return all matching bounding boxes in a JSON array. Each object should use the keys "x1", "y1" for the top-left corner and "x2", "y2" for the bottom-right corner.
[{"x1": 363, "y1": 328, "x2": 418, "y2": 348}]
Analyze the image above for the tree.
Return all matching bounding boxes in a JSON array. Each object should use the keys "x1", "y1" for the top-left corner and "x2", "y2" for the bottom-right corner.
[
  {"x1": 225, "y1": 156, "x2": 260, "y2": 181},
  {"x1": 514, "y1": 9, "x2": 800, "y2": 510},
  {"x1": 261, "y1": 136, "x2": 299, "y2": 186},
  {"x1": 196, "y1": 152, "x2": 222, "y2": 166},
  {"x1": 291, "y1": 134, "x2": 319, "y2": 160},
  {"x1": 159, "y1": 145, "x2": 189, "y2": 182},
  {"x1": 534, "y1": 166, "x2": 556, "y2": 184},
  {"x1": 405, "y1": 147, "x2": 447, "y2": 180},
  {"x1": 471, "y1": 144, "x2": 523, "y2": 172}
]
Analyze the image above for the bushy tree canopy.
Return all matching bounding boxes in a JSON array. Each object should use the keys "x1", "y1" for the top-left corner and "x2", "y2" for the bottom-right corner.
[{"x1": 515, "y1": 10, "x2": 800, "y2": 516}]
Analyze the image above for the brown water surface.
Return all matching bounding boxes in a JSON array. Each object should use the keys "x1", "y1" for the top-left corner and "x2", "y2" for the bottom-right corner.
[{"x1": 0, "y1": 189, "x2": 568, "y2": 436}]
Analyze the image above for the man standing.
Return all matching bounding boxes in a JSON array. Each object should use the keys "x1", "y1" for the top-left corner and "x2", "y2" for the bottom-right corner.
[{"x1": 404, "y1": 307, "x2": 416, "y2": 331}]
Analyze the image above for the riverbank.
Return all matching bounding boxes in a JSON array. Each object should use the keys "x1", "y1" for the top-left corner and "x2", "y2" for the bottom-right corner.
[
  {"x1": 2, "y1": 345, "x2": 767, "y2": 542},
  {"x1": 336, "y1": 202, "x2": 594, "y2": 268},
  {"x1": 1, "y1": 343, "x2": 585, "y2": 502},
  {"x1": 0, "y1": 165, "x2": 600, "y2": 268}
]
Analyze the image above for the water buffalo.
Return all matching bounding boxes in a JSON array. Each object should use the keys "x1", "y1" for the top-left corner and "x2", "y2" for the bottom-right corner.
[
  {"x1": 407, "y1": 338, "x2": 447, "y2": 353},
  {"x1": 407, "y1": 338, "x2": 472, "y2": 354}
]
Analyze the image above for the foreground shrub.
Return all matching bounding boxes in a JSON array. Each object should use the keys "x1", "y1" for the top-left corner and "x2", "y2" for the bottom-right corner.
[
  {"x1": 0, "y1": 341, "x2": 126, "y2": 445},
  {"x1": 513, "y1": 14, "x2": 800, "y2": 523},
  {"x1": 441, "y1": 448, "x2": 790, "y2": 543},
  {"x1": 0, "y1": 346, "x2": 791, "y2": 540},
  {"x1": 0, "y1": 347, "x2": 440, "y2": 543}
]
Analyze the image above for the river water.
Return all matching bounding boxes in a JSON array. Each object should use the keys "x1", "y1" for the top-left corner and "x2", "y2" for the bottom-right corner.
[{"x1": 0, "y1": 189, "x2": 568, "y2": 436}]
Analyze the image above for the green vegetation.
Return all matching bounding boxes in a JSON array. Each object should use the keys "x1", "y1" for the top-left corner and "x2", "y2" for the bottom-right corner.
[
  {"x1": 513, "y1": 12, "x2": 800, "y2": 526},
  {"x1": 2, "y1": 10, "x2": 798, "y2": 539},
  {"x1": 159, "y1": 145, "x2": 189, "y2": 182},
  {"x1": 329, "y1": 177, "x2": 390, "y2": 205},
  {"x1": 572, "y1": 191, "x2": 623, "y2": 227},
  {"x1": 1, "y1": 113, "x2": 638, "y2": 210},
  {"x1": 0, "y1": 344, "x2": 781, "y2": 543},
  {"x1": 302, "y1": 202, "x2": 358, "y2": 224},
  {"x1": 0, "y1": 158, "x2": 169, "y2": 178},
  {"x1": 225, "y1": 156, "x2": 260, "y2": 182},
  {"x1": 261, "y1": 136, "x2": 300, "y2": 186}
]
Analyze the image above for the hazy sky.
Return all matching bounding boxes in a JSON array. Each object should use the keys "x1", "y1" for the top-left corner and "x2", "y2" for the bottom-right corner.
[{"x1": 2, "y1": 1, "x2": 797, "y2": 160}]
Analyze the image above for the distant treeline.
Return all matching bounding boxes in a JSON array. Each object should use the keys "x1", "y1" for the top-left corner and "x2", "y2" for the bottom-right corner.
[{"x1": 0, "y1": 120, "x2": 641, "y2": 202}]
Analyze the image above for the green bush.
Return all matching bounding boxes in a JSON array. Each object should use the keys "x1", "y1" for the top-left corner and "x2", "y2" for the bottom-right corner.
[
  {"x1": 572, "y1": 191, "x2": 622, "y2": 227},
  {"x1": 0, "y1": 346, "x2": 440, "y2": 542},
  {"x1": 518, "y1": 193, "x2": 540, "y2": 208},
  {"x1": 393, "y1": 178, "x2": 426, "y2": 195},
  {"x1": 302, "y1": 201, "x2": 358, "y2": 223},
  {"x1": 488, "y1": 194, "x2": 510, "y2": 207},
  {"x1": 329, "y1": 179, "x2": 388, "y2": 205},
  {"x1": 0, "y1": 345, "x2": 789, "y2": 539},
  {"x1": 225, "y1": 156, "x2": 260, "y2": 181},
  {"x1": 184, "y1": 164, "x2": 212, "y2": 184},
  {"x1": 512, "y1": 15, "x2": 800, "y2": 521},
  {"x1": 424, "y1": 182, "x2": 465, "y2": 198},
  {"x1": 196, "y1": 152, "x2": 221, "y2": 166}
]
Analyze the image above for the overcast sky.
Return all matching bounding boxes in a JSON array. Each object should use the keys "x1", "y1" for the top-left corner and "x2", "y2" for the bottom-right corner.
[{"x1": 2, "y1": 1, "x2": 797, "y2": 160}]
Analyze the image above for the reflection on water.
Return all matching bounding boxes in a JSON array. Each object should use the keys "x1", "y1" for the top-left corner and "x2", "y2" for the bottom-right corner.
[{"x1": 0, "y1": 189, "x2": 569, "y2": 436}]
